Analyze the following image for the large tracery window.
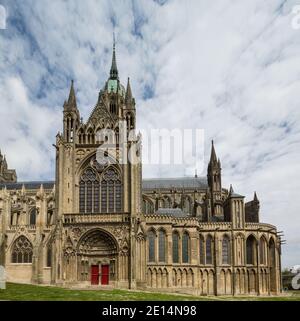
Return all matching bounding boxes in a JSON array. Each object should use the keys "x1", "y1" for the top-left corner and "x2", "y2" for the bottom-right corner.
[
  {"x1": 79, "y1": 167, "x2": 122, "y2": 214},
  {"x1": 11, "y1": 236, "x2": 33, "y2": 263}
]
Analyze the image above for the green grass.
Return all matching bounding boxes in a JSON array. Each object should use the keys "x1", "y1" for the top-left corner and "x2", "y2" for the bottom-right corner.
[{"x1": 0, "y1": 283, "x2": 299, "y2": 301}]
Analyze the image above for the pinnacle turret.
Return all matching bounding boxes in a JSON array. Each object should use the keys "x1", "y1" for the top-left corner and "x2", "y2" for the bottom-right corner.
[
  {"x1": 125, "y1": 77, "x2": 133, "y2": 106},
  {"x1": 64, "y1": 80, "x2": 78, "y2": 111},
  {"x1": 209, "y1": 140, "x2": 218, "y2": 165}
]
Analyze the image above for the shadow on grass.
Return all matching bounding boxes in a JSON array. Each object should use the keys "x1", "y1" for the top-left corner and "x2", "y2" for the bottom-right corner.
[{"x1": 0, "y1": 283, "x2": 299, "y2": 301}]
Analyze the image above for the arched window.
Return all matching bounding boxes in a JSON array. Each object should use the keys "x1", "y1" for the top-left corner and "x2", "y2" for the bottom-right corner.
[
  {"x1": 172, "y1": 232, "x2": 179, "y2": 263},
  {"x1": 158, "y1": 230, "x2": 166, "y2": 262},
  {"x1": 11, "y1": 236, "x2": 33, "y2": 263},
  {"x1": 182, "y1": 232, "x2": 190, "y2": 263},
  {"x1": 246, "y1": 235, "x2": 257, "y2": 265},
  {"x1": 29, "y1": 208, "x2": 36, "y2": 226},
  {"x1": 87, "y1": 128, "x2": 94, "y2": 144},
  {"x1": 222, "y1": 235, "x2": 231, "y2": 264},
  {"x1": 148, "y1": 230, "x2": 156, "y2": 262},
  {"x1": 206, "y1": 235, "x2": 213, "y2": 264},
  {"x1": 78, "y1": 128, "x2": 84, "y2": 144},
  {"x1": 259, "y1": 237, "x2": 267, "y2": 265},
  {"x1": 79, "y1": 167, "x2": 122, "y2": 214},
  {"x1": 199, "y1": 235, "x2": 205, "y2": 264}
]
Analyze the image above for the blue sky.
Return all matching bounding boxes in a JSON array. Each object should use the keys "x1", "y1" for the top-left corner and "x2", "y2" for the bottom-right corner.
[{"x1": 0, "y1": 0, "x2": 300, "y2": 268}]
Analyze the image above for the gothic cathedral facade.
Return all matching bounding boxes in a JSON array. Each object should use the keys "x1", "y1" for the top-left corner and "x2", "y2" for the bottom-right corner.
[{"x1": 0, "y1": 46, "x2": 282, "y2": 296}]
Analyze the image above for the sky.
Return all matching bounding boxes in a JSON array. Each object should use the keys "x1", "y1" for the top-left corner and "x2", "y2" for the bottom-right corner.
[{"x1": 0, "y1": 0, "x2": 300, "y2": 268}]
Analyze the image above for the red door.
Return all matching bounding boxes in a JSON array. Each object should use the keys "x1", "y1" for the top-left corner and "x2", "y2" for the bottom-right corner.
[
  {"x1": 101, "y1": 265, "x2": 109, "y2": 285},
  {"x1": 91, "y1": 265, "x2": 99, "y2": 285}
]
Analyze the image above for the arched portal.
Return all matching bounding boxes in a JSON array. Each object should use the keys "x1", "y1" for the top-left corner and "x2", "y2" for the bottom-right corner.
[{"x1": 76, "y1": 229, "x2": 118, "y2": 285}]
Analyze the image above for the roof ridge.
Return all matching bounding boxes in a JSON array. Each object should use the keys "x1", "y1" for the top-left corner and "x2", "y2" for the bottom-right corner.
[{"x1": 143, "y1": 176, "x2": 206, "y2": 180}]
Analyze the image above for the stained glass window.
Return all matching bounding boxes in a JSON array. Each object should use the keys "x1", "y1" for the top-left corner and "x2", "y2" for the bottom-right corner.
[
  {"x1": 86, "y1": 181, "x2": 93, "y2": 212},
  {"x1": 115, "y1": 180, "x2": 122, "y2": 212},
  {"x1": 172, "y1": 232, "x2": 179, "y2": 263},
  {"x1": 108, "y1": 181, "x2": 114, "y2": 212},
  {"x1": 94, "y1": 181, "x2": 99, "y2": 213},
  {"x1": 79, "y1": 167, "x2": 122, "y2": 214},
  {"x1": 182, "y1": 232, "x2": 190, "y2": 263},
  {"x1": 206, "y1": 235, "x2": 213, "y2": 264},
  {"x1": 200, "y1": 235, "x2": 205, "y2": 264},
  {"x1": 148, "y1": 230, "x2": 155, "y2": 262},
  {"x1": 101, "y1": 181, "x2": 107, "y2": 213},
  {"x1": 158, "y1": 230, "x2": 166, "y2": 262},
  {"x1": 222, "y1": 235, "x2": 231, "y2": 264},
  {"x1": 79, "y1": 181, "x2": 85, "y2": 213}
]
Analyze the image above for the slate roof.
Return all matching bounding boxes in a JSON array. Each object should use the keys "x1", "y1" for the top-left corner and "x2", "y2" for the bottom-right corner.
[
  {"x1": 0, "y1": 177, "x2": 208, "y2": 192},
  {"x1": 142, "y1": 177, "x2": 208, "y2": 190},
  {"x1": 0, "y1": 181, "x2": 55, "y2": 190},
  {"x1": 154, "y1": 208, "x2": 188, "y2": 217}
]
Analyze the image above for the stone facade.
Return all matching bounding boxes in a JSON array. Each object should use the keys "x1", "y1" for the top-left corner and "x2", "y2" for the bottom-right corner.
[{"x1": 0, "y1": 45, "x2": 282, "y2": 296}]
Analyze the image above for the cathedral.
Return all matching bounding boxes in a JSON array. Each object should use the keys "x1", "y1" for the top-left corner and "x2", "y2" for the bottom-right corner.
[{"x1": 0, "y1": 44, "x2": 282, "y2": 296}]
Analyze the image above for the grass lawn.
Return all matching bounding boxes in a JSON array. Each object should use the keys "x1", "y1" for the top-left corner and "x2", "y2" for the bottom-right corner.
[{"x1": 0, "y1": 283, "x2": 299, "y2": 301}]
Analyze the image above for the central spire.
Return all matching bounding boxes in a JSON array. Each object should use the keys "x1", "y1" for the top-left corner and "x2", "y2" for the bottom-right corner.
[
  {"x1": 109, "y1": 34, "x2": 119, "y2": 80},
  {"x1": 209, "y1": 140, "x2": 218, "y2": 164}
]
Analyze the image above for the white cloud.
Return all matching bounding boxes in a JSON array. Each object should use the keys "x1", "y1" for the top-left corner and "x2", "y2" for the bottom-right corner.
[{"x1": 0, "y1": 0, "x2": 299, "y2": 267}]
